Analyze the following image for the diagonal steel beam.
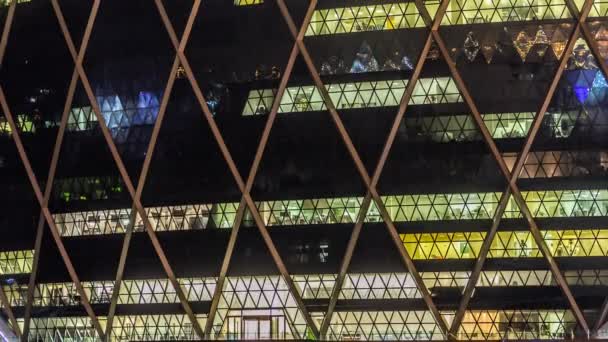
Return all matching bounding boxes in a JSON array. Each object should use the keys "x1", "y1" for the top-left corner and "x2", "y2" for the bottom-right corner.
[
  {"x1": 104, "y1": 2, "x2": 202, "y2": 339},
  {"x1": 0, "y1": 85, "x2": 106, "y2": 338},
  {"x1": 104, "y1": 55, "x2": 181, "y2": 342},
  {"x1": 563, "y1": 1, "x2": 608, "y2": 336},
  {"x1": 21, "y1": 0, "x2": 104, "y2": 337},
  {"x1": 274, "y1": 0, "x2": 450, "y2": 336},
  {"x1": 448, "y1": 12, "x2": 585, "y2": 337},
  {"x1": 203, "y1": 2, "x2": 317, "y2": 338},
  {"x1": 429, "y1": 1, "x2": 593, "y2": 334},
  {"x1": 0, "y1": 0, "x2": 105, "y2": 338},
  {"x1": 319, "y1": 24, "x2": 451, "y2": 341},
  {"x1": 49, "y1": 0, "x2": 205, "y2": 337},
  {"x1": 0, "y1": 280, "x2": 19, "y2": 339},
  {"x1": 596, "y1": 297, "x2": 608, "y2": 337},
  {"x1": 153, "y1": 0, "x2": 320, "y2": 338},
  {"x1": 320, "y1": 1, "x2": 456, "y2": 335},
  {"x1": 319, "y1": 38, "x2": 432, "y2": 337},
  {"x1": 0, "y1": 0, "x2": 21, "y2": 337}
]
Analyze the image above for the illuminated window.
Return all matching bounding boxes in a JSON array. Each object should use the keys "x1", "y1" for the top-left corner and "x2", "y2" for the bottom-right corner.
[
  {"x1": 321, "y1": 310, "x2": 445, "y2": 340},
  {"x1": 53, "y1": 176, "x2": 123, "y2": 203},
  {"x1": 210, "y1": 276, "x2": 311, "y2": 340},
  {"x1": 503, "y1": 151, "x2": 608, "y2": 178},
  {"x1": 441, "y1": 0, "x2": 571, "y2": 25},
  {"x1": 234, "y1": 0, "x2": 262, "y2": 5},
  {"x1": 0, "y1": 0, "x2": 30, "y2": 7},
  {"x1": 453, "y1": 310, "x2": 575, "y2": 340},
  {"x1": 111, "y1": 314, "x2": 206, "y2": 341},
  {"x1": 28, "y1": 316, "x2": 104, "y2": 341},
  {"x1": 402, "y1": 229, "x2": 608, "y2": 260},
  {"x1": 52, "y1": 190, "x2": 608, "y2": 236},
  {"x1": 588, "y1": 0, "x2": 608, "y2": 17},
  {"x1": 518, "y1": 190, "x2": 608, "y2": 218},
  {"x1": 383, "y1": 192, "x2": 502, "y2": 221},
  {"x1": 402, "y1": 232, "x2": 485, "y2": 259},
  {"x1": 405, "y1": 112, "x2": 534, "y2": 142},
  {"x1": 118, "y1": 278, "x2": 216, "y2": 304},
  {"x1": 0, "y1": 250, "x2": 33, "y2": 275},
  {"x1": 306, "y1": 3, "x2": 425, "y2": 36},
  {"x1": 242, "y1": 78, "x2": 462, "y2": 116},
  {"x1": 65, "y1": 92, "x2": 160, "y2": 141},
  {"x1": 0, "y1": 114, "x2": 36, "y2": 135}
]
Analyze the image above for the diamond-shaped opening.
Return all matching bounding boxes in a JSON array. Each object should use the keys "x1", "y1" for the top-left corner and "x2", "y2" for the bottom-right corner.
[
  {"x1": 49, "y1": 83, "x2": 132, "y2": 224},
  {"x1": 27, "y1": 231, "x2": 114, "y2": 339},
  {"x1": 0, "y1": 1, "x2": 84, "y2": 336},
  {"x1": 449, "y1": 196, "x2": 591, "y2": 338},
  {"x1": 303, "y1": 1, "x2": 430, "y2": 171},
  {"x1": 82, "y1": 0, "x2": 176, "y2": 185},
  {"x1": 507, "y1": 22, "x2": 608, "y2": 328},
  {"x1": 182, "y1": 0, "x2": 304, "y2": 179},
  {"x1": 517, "y1": 30, "x2": 608, "y2": 198},
  {"x1": 210, "y1": 222, "x2": 317, "y2": 340},
  {"x1": 440, "y1": 18, "x2": 576, "y2": 116},
  {"x1": 0, "y1": 0, "x2": 78, "y2": 185},
  {"x1": 586, "y1": 0, "x2": 608, "y2": 18},
  {"x1": 0, "y1": 131, "x2": 38, "y2": 336},
  {"x1": 378, "y1": 37, "x2": 507, "y2": 219}
]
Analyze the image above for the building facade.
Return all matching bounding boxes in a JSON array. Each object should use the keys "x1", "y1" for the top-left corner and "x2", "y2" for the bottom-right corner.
[{"x1": 0, "y1": 0, "x2": 607, "y2": 340}]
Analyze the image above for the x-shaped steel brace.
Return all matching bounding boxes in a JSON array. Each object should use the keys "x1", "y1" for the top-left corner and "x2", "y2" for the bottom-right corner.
[
  {"x1": 50, "y1": 0, "x2": 206, "y2": 338},
  {"x1": 153, "y1": 0, "x2": 320, "y2": 338},
  {"x1": 272, "y1": 0, "x2": 466, "y2": 338},
  {"x1": 427, "y1": 0, "x2": 596, "y2": 337},
  {"x1": 319, "y1": 0, "x2": 454, "y2": 338},
  {"x1": 0, "y1": 0, "x2": 105, "y2": 338}
]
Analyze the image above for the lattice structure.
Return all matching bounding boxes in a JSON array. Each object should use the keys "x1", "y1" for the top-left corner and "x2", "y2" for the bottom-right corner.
[
  {"x1": 0, "y1": 114, "x2": 35, "y2": 135},
  {"x1": 0, "y1": 250, "x2": 33, "y2": 275},
  {"x1": 403, "y1": 112, "x2": 535, "y2": 142},
  {"x1": 27, "y1": 316, "x2": 104, "y2": 341},
  {"x1": 305, "y1": 3, "x2": 425, "y2": 36},
  {"x1": 402, "y1": 229, "x2": 608, "y2": 259},
  {"x1": 0, "y1": 281, "x2": 114, "y2": 308},
  {"x1": 209, "y1": 276, "x2": 313, "y2": 340},
  {"x1": 520, "y1": 190, "x2": 608, "y2": 218},
  {"x1": 52, "y1": 176, "x2": 124, "y2": 203},
  {"x1": 118, "y1": 278, "x2": 216, "y2": 304},
  {"x1": 504, "y1": 150, "x2": 608, "y2": 178},
  {"x1": 234, "y1": 0, "x2": 263, "y2": 6},
  {"x1": 242, "y1": 78, "x2": 462, "y2": 115},
  {"x1": 111, "y1": 314, "x2": 206, "y2": 341},
  {"x1": 49, "y1": 189, "x2": 608, "y2": 237},
  {"x1": 588, "y1": 0, "x2": 608, "y2": 16},
  {"x1": 1, "y1": 0, "x2": 607, "y2": 340},
  {"x1": 454, "y1": 310, "x2": 576, "y2": 340},
  {"x1": 441, "y1": 0, "x2": 572, "y2": 25},
  {"x1": 322, "y1": 310, "x2": 446, "y2": 341}
]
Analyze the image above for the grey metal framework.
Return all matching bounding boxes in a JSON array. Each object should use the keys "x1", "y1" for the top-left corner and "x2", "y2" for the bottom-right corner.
[{"x1": 0, "y1": 0, "x2": 608, "y2": 340}]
